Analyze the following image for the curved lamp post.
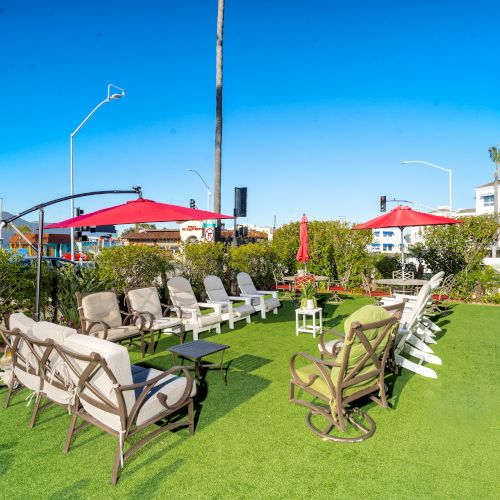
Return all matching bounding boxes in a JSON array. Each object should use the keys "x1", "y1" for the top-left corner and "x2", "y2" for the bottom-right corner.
[
  {"x1": 188, "y1": 168, "x2": 212, "y2": 211},
  {"x1": 70, "y1": 84, "x2": 125, "y2": 260},
  {"x1": 401, "y1": 160, "x2": 453, "y2": 215}
]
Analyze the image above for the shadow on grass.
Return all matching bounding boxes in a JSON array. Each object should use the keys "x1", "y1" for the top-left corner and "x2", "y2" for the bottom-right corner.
[
  {"x1": 0, "y1": 440, "x2": 17, "y2": 476},
  {"x1": 48, "y1": 479, "x2": 91, "y2": 500}
]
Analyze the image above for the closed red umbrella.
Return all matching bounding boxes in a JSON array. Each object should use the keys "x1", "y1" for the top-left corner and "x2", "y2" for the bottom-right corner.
[
  {"x1": 45, "y1": 197, "x2": 233, "y2": 228},
  {"x1": 353, "y1": 205, "x2": 461, "y2": 267},
  {"x1": 296, "y1": 214, "x2": 310, "y2": 269}
]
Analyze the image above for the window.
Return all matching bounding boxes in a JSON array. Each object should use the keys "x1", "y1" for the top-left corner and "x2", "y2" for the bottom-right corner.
[
  {"x1": 382, "y1": 231, "x2": 394, "y2": 237},
  {"x1": 373, "y1": 231, "x2": 380, "y2": 237},
  {"x1": 483, "y1": 195, "x2": 494, "y2": 207},
  {"x1": 383, "y1": 244, "x2": 394, "y2": 251}
]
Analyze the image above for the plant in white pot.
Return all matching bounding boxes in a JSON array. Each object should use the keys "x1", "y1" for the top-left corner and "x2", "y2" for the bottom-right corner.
[{"x1": 299, "y1": 281, "x2": 316, "y2": 310}]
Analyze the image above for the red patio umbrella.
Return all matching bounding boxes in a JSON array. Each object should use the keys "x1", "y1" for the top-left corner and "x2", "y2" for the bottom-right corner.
[
  {"x1": 353, "y1": 205, "x2": 461, "y2": 267},
  {"x1": 45, "y1": 197, "x2": 233, "y2": 229},
  {"x1": 296, "y1": 214, "x2": 310, "y2": 270}
]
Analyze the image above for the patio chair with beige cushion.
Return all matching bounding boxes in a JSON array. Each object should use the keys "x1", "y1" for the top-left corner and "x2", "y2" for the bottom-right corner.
[
  {"x1": 76, "y1": 290, "x2": 147, "y2": 357},
  {"x1": 55, "y1": 334, "x2": 195, "y2": 485},
  {"x1": 1, "y1": 315, "x2": 78, "y2": 428},
  {"x1": 236, "y1": 272, "x2": 281, "y2": 319},
  {"x1": 124, "y1": 285, "x2": 185, "y2": 353},
  {"x1": 203, "y1": 275, "x2": 255, "y2": 329},
  {"x1": 167, "y1": 277, "x2": 223, "y2": 340},
  {"x1": 290, "y1": 305, "x2": 398, "y2": 442},
  {"x1": 328, "y1": 268, "x2": 351, "y2": 302}
]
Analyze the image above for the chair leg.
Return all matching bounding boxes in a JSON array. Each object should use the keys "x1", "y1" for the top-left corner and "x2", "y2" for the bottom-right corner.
[
  {"x1": 3, "y1": 376, "x2": 17, "y2": 409},
  {"x1": 216, "y1": 324, "x2": 221, "y2": 334},
  {"x1": 140, "y1": 333, "x2": 146, "y2": 358},
  {"x1": 193, "y1": 328, "x2": 199, "y2": 341},
  {"x1": 245, "y1": 316, "x2": 251, "y2": 324},
  {"x1": 64, "y1": 412, "x2": 78, "y2": 453},
  {"x1": 111, "y1": 440, "x2": 123, "y2": 485},
  {"x1": 29, "y1": 392, "x2": 43, "y2": 429},
  {"x1": 188, "y1": 399, "x2": 195, "y2": 435}
]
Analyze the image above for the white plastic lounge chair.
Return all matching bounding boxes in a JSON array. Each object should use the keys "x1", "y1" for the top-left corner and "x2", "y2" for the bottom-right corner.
[
  {"x1": 203, "y1": 275, "x2": 255, "y2": 329},
  {"x1": 236, "y1": 272, "x2": 281, "y2": 319},
  {"x1": 167, "y1": 277, "x2": 223, "y2": 340}
]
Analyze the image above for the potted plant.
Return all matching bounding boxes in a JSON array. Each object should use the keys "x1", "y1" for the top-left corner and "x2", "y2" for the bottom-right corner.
[{"x1": 299, "y1": 281, "x2": 316, "y2": 310}]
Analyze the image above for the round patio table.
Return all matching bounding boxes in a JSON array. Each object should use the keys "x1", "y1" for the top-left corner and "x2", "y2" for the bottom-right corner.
[{"x1": 374, "y1": 279, "x2": 429, "y2": 286}]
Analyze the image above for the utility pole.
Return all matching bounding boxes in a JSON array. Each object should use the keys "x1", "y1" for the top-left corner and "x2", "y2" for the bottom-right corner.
[{"x1": 213, "y1": 0, "x2": 224, "y2": 239}]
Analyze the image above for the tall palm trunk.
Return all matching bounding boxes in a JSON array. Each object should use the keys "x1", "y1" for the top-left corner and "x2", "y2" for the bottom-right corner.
[{"x1": 214, "y1": 0, "x2": 224, "y2": 224}]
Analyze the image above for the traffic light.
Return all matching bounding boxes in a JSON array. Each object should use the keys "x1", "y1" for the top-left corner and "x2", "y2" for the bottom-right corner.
[
  {"x1": 189, "y1": 199, "x2": 196, "y2": 209},
  {"x1": 380, "y1": 196, "x2": 386, "y2": 212}
]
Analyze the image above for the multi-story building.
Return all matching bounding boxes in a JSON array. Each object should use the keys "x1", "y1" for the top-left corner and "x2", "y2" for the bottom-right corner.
[{"x1": 475, "y1": 181, "x2": 498, "y2": 215}]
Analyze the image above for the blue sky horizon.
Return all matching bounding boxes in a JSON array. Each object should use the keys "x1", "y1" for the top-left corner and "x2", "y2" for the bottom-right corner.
[{"x1": 1, "y1": 1, "x2": 499, "y2": 227}]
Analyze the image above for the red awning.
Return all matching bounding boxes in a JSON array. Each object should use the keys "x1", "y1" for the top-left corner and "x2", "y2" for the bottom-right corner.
[
  {"x1": 45, "y1": 197, "x2": 233, "y2": 229},
  {"x1": 353, "y1": 205, "x2": 461, "y2": 230}
]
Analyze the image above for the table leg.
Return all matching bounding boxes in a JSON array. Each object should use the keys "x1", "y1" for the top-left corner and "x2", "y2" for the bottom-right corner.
[
  {"x1": 312, "y1": 312, "x2": 316, "y2": 338},
  {"x1": 220, "y1": 350, "x2": 227, "y2": 385},
  {"x1": 319, "y1": 309, "x2": 323, "y2": 334},
  {"x1": 194, "y1": 359, "x2": 201, "y2": 383},
  {"x1": 295, "y1": 310, "x2": 299, "y2": 336}
]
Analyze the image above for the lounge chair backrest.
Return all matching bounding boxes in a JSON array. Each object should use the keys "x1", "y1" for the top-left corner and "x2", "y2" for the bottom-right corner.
[
  {"x1": 405, "y1": 283, "x2": 432, "y2": 327},
  {"x1": 237, "y1": 272, "x2": 258, "y2": 295},
  {"x1": 167, "y1": 277, "x2": 201, "y2": 314},
  {"x1": 78, "y1": 291, "x2": 123, "y2": 333},
  {"x1": 430, "y1": 271, "x2": 445, "y2": 285},
  {"x1": 126, "y1": 287, "x2": 163, "y2": 320},
  {"x1": 331, "y1": 305, "x2": 397, "y2": 397},
  {"x1": 59, "y1": 334, "x2": 134, "y2": 432},
  {"x1": 204, "y1": 275, "x2": 229, "y2": 302},
  {"x1": 9, "y1": 313, "x2": 36, "y2": 334}
]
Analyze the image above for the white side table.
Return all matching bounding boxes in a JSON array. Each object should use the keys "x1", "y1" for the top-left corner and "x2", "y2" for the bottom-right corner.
[{"x1": 295, "y1": 307, "x2": 323, "y2": 338}]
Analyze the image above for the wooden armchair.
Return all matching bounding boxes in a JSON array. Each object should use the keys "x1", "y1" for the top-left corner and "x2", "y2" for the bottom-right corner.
[{"x1": 290, "y1": 305, "x2": 398, "y2": 442}]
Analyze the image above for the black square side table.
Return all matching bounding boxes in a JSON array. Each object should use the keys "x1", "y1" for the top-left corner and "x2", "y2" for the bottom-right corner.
[{"x1": 167, "y1": 339, "x2": 230, "y2": 384}]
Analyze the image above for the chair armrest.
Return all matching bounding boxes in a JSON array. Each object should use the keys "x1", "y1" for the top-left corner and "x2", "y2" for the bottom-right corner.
[
  {"x1": 80, "y1": 318, "x2": 110, "y2": 338},
  {"x1": 257, "y1": 290, "x2": 278, "y2": 298},
  {"x1": 122, "y1": 365, "x2": 194, "y2": 427},
  {"x1": 289, "y1": 352, "x2": 339, "y2": 394},
  {"x1": 198, "y1": 302, "x2": 223, "y2": 314},
  {"x1": 318, "y1": 327, "x2": 345, "y2": 357},
  {"x1": 131, "y1": 310, "x2": 154, "y2": 330},
  {"x1": 227, "y1": 296, "x2": 253, "y2": 305},
  {"x1": 121, "y1": 311, "x2": 145, "y2": 330}
]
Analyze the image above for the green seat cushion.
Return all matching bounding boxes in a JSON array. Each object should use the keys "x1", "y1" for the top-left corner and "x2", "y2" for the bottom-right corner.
[
  {"x1": 343, "y1": 304, "x2": 391, "y2": 339},
  {"x1": 295, "y1": 363, "x2": 379, "y2": 400}
]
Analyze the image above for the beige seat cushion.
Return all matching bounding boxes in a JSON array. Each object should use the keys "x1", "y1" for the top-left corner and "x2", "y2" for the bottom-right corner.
[
  {"x1": 204, "y1": 275, "x2": 230, "y2": 302},
  {"x1": 150, "y1": 317, "x2": 182, "y2": 330},
  {"x1": 81, "y1": 292, "x2": 123, "y2": 333},
  {"x1": 197, "y1": 314, "x2": 222, "y2": 328},
  {"x1": 127, "y1": 287, "x2": 163, "y2": 320},
  {"x1": 91, "y1": 325, "x2": 140, "y2": 342},
  {"x1": 233, "y1": 304, "x2": 255, "y2": 317},
  {"x1": 131, "y1": 365, "x2": 196, "y2": 426},
  {"x1": 264, "y1": 297, "x2": 280, "y2": 311},
  {"x1": 63, "y1": 335, "x2": 134, "y2": 432}
]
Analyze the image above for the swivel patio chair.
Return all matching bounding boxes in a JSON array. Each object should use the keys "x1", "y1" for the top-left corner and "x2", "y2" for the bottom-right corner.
[
  {"x1": 167, "y1": 276, "x2": 223, "y2": 340},
  {"x1": 290, "y1": 305, "x2": 398, "y2": 442},
  {"x1": 124, "y1": 285, "x2": 185, "y2": 353},
  {"x1": 55, "y1": 334, "x2": 195, "y2": 485},
  {"x1": 76, "y1": 290, "x2": 148, "y2": 357},
  {"x1": 203, "y1": 275, "x2": 255, "y2": 329},
  {"x1": 236, "y1": 272, "x2": 281, "y2": 319}
]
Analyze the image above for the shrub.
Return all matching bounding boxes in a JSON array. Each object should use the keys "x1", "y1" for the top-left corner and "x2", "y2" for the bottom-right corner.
[
  {"x1": 182, "y1": 242, "x2": 229, "y2": 299},
  {"x1": 96, "y1": 245, "x2": 175, "y2": 293},
  {"x1": 229, "y1": 242, "x2": 276, "y2": 290},
  {"x1": 272, "y1": 220, "x2": 372, "y2": 288},
  {"x1": 372, "y1": 254, "x2": 400, "y2": 279}
]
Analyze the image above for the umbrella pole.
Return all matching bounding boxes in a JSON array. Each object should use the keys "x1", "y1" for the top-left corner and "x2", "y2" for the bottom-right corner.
[
  {"x1": 34, "y1": 208, "x2": 44, "y2": 321},
  {"x1": 400, "y1": 226, "x2": 405, "y2": 270}
]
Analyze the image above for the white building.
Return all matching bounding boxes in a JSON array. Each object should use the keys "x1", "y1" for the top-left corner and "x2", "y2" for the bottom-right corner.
[{"x1": 475, "y1": 181, "x2": 498, "y2": 215}]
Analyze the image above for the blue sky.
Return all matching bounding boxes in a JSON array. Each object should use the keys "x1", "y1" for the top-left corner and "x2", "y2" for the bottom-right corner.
[{"x1": 1, "y1": 1, "x2": 499, "y2": 227}]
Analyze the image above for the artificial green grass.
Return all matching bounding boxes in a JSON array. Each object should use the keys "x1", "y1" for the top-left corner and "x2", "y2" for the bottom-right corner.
[{"x1": 1, "y1": 297, "x2": 499, "y2": 499}]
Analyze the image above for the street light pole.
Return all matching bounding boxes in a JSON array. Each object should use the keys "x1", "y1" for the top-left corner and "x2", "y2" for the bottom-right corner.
[
  {"x1": 401, "y1": 160, "x2": 453, "y2": 215},
  {"x1": 70, "y1": 84, "x2": 125, "y2": 260},
  {"x1": 188, "y1": 169, "x2": 212, "y2": 211}
]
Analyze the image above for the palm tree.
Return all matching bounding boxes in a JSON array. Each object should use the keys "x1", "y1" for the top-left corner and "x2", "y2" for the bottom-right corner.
[
  {"x1": 488, "y1": 146, "x2": 500, "y2": 257},
  {"x1": 213, "y1": 0, "x2": 224, "y2": 238}
]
